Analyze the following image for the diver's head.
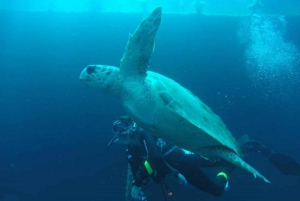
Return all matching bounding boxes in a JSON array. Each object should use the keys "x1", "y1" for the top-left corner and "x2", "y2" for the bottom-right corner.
[{"x1": 107, "y1": 116, "x2": 139, "y2": 147}]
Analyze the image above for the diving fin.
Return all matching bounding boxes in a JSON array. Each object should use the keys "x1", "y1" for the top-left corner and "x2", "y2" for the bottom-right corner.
[{"x1": 269, "y1": 153, "x2": 300, "y2": 176}]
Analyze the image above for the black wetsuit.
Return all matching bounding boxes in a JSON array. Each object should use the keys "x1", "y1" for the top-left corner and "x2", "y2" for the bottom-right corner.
[
  {"x1": 163, "y1": 147, "x2": 230, "y2": 196},
  {"x1": 127, "y1": 129, "x2": 178, "y2": 187},
  {"x1": 127, "y1": 129, "x2": 228, "y2": 196}
]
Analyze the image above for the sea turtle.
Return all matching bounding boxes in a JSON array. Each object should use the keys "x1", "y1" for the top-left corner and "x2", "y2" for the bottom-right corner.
[{"x1": 79, "y1": 7, "x2": 270, "y2": 183}]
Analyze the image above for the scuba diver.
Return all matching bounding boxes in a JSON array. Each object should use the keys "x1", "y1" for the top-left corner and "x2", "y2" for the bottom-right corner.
[
  {"x1": 107, "y1": 116, "x2": 300, "y2": 201},
  {"x1": 107, "y1": 116, "x2": 230, "y2": 200},
  {"x1": 108, "y1": 116, "x2": 188, "y2": 201}
]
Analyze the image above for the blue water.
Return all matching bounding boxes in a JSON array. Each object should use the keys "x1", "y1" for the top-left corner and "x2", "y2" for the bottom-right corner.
[{"x1": 1, "y1": 7, "x2": 300, "y2": 201}]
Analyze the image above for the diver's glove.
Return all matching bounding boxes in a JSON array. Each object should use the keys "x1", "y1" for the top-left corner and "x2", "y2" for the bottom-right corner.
[
  {"x1": 177, "y1": 173, "x2": 188, "y2": 185},
  {"x1": 131, "y1": 185, "x2": 146, "y2": 201}
]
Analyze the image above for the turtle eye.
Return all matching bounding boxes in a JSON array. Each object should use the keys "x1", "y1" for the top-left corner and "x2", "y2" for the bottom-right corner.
[{"x1": 86, "y1": 66, "x2": 96, "y2": 74}]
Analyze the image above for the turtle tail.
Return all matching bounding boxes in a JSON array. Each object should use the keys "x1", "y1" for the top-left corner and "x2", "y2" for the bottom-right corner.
[{"x1": 211, "y1": 146, "x2": 271, "y2": 183}]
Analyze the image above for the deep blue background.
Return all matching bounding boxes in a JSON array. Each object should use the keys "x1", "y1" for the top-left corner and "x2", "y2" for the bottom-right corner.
[{"x1": 0, "y1": 10, "x2": 300, "y2": 201}]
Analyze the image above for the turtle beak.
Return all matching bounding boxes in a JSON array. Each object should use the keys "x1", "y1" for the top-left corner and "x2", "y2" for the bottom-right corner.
[
  {"x1": 107, "y1": 135, "x2": 119, "y2": 147},
  {"x1": 79, "y1": 69, "x2": 91, "y2": 81}
]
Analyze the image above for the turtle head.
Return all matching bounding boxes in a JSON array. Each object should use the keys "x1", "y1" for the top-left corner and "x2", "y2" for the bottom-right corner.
[{"x1": 79, "y1": 65, "x2": 121, "y2": 96}]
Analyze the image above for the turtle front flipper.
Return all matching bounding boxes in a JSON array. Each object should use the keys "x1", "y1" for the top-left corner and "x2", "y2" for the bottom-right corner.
[{"x1": 120, "y1": 7, "x2": 162, "y2": 81}]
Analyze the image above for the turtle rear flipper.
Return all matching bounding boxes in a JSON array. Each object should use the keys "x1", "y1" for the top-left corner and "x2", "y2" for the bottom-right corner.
[{"x1": 208, "y1": 146, "x2": 271, "y2": 183}]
